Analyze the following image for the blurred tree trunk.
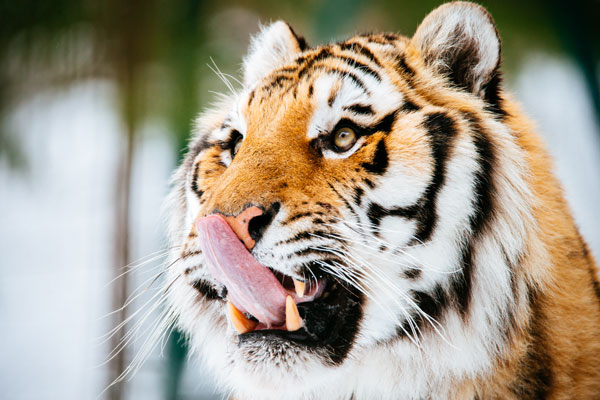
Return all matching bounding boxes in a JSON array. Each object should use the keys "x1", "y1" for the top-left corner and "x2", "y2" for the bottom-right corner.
[
  {"x1": 104, "y1": 0, "x2": 154, "y2": 398},
  {"x1": 110, "y1": 109, "x2": 135, "y2": 400},
  {"x1": 162, "y1": 1, "x2": 207, "y2": 398}
]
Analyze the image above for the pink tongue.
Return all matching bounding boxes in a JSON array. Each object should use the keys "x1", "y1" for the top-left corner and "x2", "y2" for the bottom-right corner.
[{"x1": 196, "y1": 215, "x2": 287, "y2": 327}]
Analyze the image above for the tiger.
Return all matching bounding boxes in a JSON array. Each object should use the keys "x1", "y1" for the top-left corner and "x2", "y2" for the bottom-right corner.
[{"x1": 163, "y1": 2, "x2": 600, "y2": 399}]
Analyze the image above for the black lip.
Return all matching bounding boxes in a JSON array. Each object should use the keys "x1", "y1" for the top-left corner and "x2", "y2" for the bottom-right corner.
[{"x1": 238, "y1": 279, "x2": 363, "y2": 365}]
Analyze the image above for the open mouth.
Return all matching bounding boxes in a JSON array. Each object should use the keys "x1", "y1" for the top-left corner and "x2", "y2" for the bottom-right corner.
[
  {"x1": 196, "y1": 215, "x2": 362, "y2": 353},
  {"x1": 239, "y1": 269, "x2": 361, "y2": 352},
  {"x1": 227, "y1": 267, "x2": 328, "y2": 333}
]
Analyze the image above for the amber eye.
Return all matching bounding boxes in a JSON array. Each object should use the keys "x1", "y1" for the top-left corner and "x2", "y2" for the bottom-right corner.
[{"x1": 333, "y1": 127, "x2": 357, "y2": 152}]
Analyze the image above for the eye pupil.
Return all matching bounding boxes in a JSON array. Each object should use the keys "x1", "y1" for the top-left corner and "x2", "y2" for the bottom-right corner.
[{"x1": 333, "y1": 127, "x2": 356, "y2": 151}]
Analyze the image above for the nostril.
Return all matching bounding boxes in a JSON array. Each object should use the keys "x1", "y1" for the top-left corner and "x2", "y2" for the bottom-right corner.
[
  {"x1": 248, "y1": 202, "x2": 280, "y2": 244},
  {"x1": 217, "y1": 206, "x2": 263, "y2": 251}
]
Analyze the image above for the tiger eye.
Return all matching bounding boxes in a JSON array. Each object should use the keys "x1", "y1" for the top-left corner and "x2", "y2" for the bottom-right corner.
[{"x1": 333, "y1": 127, "x2": 357, "y2": 151}]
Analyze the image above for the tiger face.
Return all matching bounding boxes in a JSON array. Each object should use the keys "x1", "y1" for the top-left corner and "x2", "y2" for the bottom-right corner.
[{"x1": 162, "y1": 2, "x2": 598, "y2": 399}]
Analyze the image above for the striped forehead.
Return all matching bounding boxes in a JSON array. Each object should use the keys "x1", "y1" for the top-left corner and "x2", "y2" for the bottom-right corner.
[
  {"x1": 307, "y1": 70, "x2": 402, "y2": 139},
  {"x1": 241, "y1": 40, "x2": 410, "y2": 139}
]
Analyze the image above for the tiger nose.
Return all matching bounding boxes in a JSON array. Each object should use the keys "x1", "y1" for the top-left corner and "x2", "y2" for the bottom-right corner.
[{"x1": 213, "y1": 203, "x2": 280, "y2": 251}]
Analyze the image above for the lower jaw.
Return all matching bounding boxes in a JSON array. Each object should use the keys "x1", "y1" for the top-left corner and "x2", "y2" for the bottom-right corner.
[
  {"x1": 237, "y1": 283, "x2": 364, "y2": 364},
  {"x1": 238, "y1": 327, "x2": 315, "y2": 347}
]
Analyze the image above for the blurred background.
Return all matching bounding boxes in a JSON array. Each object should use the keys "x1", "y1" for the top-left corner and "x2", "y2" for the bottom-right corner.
[{"x1": 1, "y1": 0, "x2": 599, "y2": 399}]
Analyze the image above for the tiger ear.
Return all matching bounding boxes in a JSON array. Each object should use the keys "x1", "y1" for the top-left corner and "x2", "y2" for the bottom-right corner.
[
  {"x1": 242, "y1": 21, "x2": 308, "y2": 87},
  {"x1": 411, "y1": 2, "x2": 501, "y2": 97}
]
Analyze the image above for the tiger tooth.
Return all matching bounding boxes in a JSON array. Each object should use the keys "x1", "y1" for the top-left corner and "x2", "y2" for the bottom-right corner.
[
  {"x1": 227, "y1": 301, "x2": 258, "y2": 334},
  {"x1": 293, "y1": 278, "x2": 305, "y2": 297},
  {"x1": 285, "y1": 295, "x2": 302, "y2": 331}
]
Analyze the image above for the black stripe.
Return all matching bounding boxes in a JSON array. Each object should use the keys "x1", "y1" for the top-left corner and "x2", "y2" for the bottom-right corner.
[
  {"x1": 469, "y1": 120, "x2": 495, "y2": 235},
  {"x1": 278, "y1": 230, "x2": 329, "y2": 245},
  {"x1": 366, "y1": 202, "x2": 386, "y2": 229},
  {"x1": 192, "y1": 279, "x2": 223, "y2": 300},
  {"x1": 397, "y1": 284, "x2": 448, "y2": 338},
  {"x1": 327, "y1": 90, "x2": 337, "y2": 107},
  {"x1": 314, "y1": 54, "x2": 382, "y2": 82},
  {"x1": 181, "y1": 249, "x2": 201, "y2": 258},
  {"x1": 366, "y1": 35, "x2": 390, "y2": 45},
  {"x1": 296, "y1": 50, "x2": 373, "y2": 92},
  {"x1": 313, "y1": 67, "x2": 368, "y2": 92},
  {"x1": 190, "y1": 161, "x2": 204, "y2": 198},
  {"x1": 297, "y1": 48, "x2": 333, "y2": 76},
  {"x1": 449, "y1": 114, "x2": 495, "y2": 318},
  {"x1": 291, "y1": 247, "x2": 336, "y2": 259},
  {"x1": 499, "y1": 247, "x2": 520, "y2": 342},
  {"x1": 400, "y1": 98, "x2": 420, "y2": 112},
  {"x1": 263, "y1": 74, "x2": 294, "y2": 91},
  {"x1": 382, "y1": 33, "x2": 399, "y2": 42},
  {"x1": 393, "y1": 53, "x2": 415, "y2": 77},
  {"x1": 329, "y1": 183, "x2": 357, "y2": 215},
  {"x1": 277, "y1": 66, "x2": 299, "y2": 74},
  {"x1": 187, "y1": 135, "x2": 213, "y2": 163},
  {"x1": 352, "y1": 187, "x2": 364, "y2": 206},
  {"x1": 285, "y1": 22, "x2": 309, "y2": 51},
  {"x1": 509, "y1": 289, "x2": 554, "y2": 398},
  {"x1": 301, "y1": 65, "x2": 369, "y2": 93},
  {"x1": 412, "y1": 112, "x2": 458, "y2": 243},
  {"x1": 296, "y1": 259, "x2": 341, "y2": 281},
  {"x1": 294, "y1": 55, "x2": 307, "y2": 65},
  {"x1": 361, "y1": 138, "x2": 388, "y2": 174},
  {"x1": 452, "y1": 115, "x2": 496, "y2": 318},
  {"x1": 336, "y1": 55, "x2": 381, "y2": 82},
  {"x1": 338, "y1": 41, "x2": 382, "y2": 68},
  {"x1": 402, "y1": 267, "x2": 422, "y2": 280},
  {"x1": 366, "y1": 202, "x2": 418, "y2": 232},
  {"x1": 370, "y1": 110, "x2": 397, "y2": 134},
  {"x1": 481, "y1": 64, "x2": 507, "y2": 118},
  {"x1": 328, "y1": 182, "x2": 363, "y2": 231},
  {"x1": 282, "y1": 211, "x2": 314, "y2": 225},
  {"x1": 311, "y1": 47, "x2": 334, "y2": 63},
  {"x1": 451, "y1": 244, "x2": 475, "y2": 317},
  {"x1": 344, "y1": 104, "x2": 374, "y2": 115}
]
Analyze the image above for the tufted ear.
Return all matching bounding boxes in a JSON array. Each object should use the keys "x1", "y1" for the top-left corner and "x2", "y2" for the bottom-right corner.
[
  {"x1": 412, "y1": 2, "x2": 501, "y2": 98},
  {"x1": 242, "y1": 21, "x2": 308, "y2": 87}
]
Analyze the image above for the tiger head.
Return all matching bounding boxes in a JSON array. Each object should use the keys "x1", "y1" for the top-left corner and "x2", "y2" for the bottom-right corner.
[{"x1": 165, "y1": 2, "x2": 538, "y2": 399}]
